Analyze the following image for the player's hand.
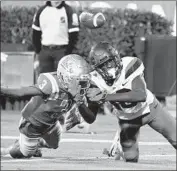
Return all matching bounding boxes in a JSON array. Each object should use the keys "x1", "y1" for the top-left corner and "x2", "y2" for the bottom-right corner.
[
  {"x1": 34, "y1": 53, "x2": 39, "y2": 69},
  {"x1": 68, "y1": 79, "x2": 84, "y2": 104},
  {"x1": 87, "y1": 88, "x2": 107, "y2": 102},
  {"x1": 68, "y1": 79, "x2": 80, "y2": 97},
  {"x1": 87, "y1": 88, "x2": 101, "y2": 97},
  {"x1": 65, "y1": 107, "x2": 81, "y2": 131}
]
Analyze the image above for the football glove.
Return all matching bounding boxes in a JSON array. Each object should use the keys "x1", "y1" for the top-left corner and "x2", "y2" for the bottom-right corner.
[
  {"x1": 68, "y1": 79, "x2": 86, "y2": 105},
  {"x1": 65, "y1": 107, "x2": 81, "y2": 131},
  {"x1": 86, "y1": 87, "x2": 107, "y2": 102}
]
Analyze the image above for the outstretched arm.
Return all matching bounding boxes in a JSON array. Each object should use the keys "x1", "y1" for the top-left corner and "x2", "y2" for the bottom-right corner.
[
  {"x1": 105, "y1": 75, "x2": 147, "y2": 102},
  {"x1": 0, "y1": 86, "x2": 43, "y2": 99},
  {"x1": 78, "y1": 101, "x2": 99, "y2": 124},
  {"x1": 87, "y1": 75, "x2": 147, "y2": 103}
]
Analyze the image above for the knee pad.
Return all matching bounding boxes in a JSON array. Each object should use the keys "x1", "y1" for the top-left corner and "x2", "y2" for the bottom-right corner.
[
  {"x1": 46, "y1": 121, "x2": 62, "y2": 149},
  {"x1": 9, "y1": 140, "x2": 31, "y2": 159}
]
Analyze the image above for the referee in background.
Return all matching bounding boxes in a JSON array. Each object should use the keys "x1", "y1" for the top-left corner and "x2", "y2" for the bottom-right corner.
[{"x1": 32, "y1": 1, "x2": 79, "y2": 75}]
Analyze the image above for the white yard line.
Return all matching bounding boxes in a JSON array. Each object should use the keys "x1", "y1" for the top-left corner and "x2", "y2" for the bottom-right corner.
[
  {"x1": 1, "y1": 158, "x2": 51, "y2": 163},
  {"x1": 1, "y1": 154, "x2": 176, "y2": 163},
  {"x1": 1, "y1": 136, "x2": 171, "y2": 145}
]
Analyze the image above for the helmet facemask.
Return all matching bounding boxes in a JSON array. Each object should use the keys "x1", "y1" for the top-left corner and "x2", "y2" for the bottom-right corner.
[
  {"x1": 57, "y1": 71, "x2": 90, "y2": 96},
  {"x1": 78, "y1": 75, "x2": 91, "y2": 97},
  {"x1": 96, "y1": 56, "x2": 122, "y2": 86},
  {"x1": 89, "y1": 42, "x2": 123, "y2": 86}
]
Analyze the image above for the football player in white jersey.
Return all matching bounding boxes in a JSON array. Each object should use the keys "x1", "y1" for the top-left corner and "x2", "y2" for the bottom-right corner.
[
  {"x1": 1, "y1": 54, "x2": 97, "y2": 159},
  {"x1": 86, "y1": 42, "x2": 176, "y2": 162}
]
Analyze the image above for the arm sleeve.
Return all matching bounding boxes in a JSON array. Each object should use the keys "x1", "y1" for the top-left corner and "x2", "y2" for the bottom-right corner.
[
  {"x1": 65, "y1": 4, "x2": 79, "y2": 33},
  {"x1": 131, "y1": 74, "x2": 147, "y2": 93},
  {"x1": 66, "y1": 32, "x2": 79, "y2": 54},
  {"x1": 32, "y1": 29, "x2": 42, "y2": 54},
  {"x1": 78, "y1": 102, "x2": 99, "y2": 124},
  {"x1": 32, "y1": 6, "x2": 46, "y2": 31},
  {"x1": 32, "y1": 6, "x2": 46, "y2": 53}
]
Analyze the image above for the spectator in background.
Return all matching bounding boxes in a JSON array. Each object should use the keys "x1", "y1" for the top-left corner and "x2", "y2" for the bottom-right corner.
[{"x1": 32, "y1": 1, "x2": 79, "y2": 74}]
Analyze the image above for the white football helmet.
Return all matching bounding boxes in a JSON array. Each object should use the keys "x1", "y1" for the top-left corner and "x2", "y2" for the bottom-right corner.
[{"x1": 57, "y1": 54, "x2": 91, "y2": 95}]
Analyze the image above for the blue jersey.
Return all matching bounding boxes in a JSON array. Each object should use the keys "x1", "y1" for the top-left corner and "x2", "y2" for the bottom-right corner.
[{"x1": 21, "y1": 72, "x2": 74, "y2": 127}]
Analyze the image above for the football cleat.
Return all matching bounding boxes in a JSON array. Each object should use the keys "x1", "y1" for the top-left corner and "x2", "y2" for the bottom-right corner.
[
  {"x1": 114, "y1": 147, "x2": 125, "y2": 161},
  {"x1": 79, "y1": 12, "x2": 106, "y2": 29},
  {"x1": 33, "y1": 148, "x2": 42, "y2": 158}
]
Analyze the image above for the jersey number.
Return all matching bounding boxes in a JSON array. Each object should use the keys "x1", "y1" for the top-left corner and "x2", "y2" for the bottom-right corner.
[{"x1": 39, "y1": 80, "x2": 47, "y2": 90}]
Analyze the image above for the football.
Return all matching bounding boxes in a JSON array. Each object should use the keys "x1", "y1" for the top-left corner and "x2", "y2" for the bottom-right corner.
[{"x1": 79, "y1": 12, "x2": 106, "y2": 29}]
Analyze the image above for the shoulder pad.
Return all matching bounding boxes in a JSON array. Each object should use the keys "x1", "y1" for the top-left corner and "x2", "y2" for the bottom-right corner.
[
  {"x1": 124, "y1": 57, "x2": 144, "y2": 80},
  {"x1": 37, "y1": 73, "x2": 59, "y2": 95}
]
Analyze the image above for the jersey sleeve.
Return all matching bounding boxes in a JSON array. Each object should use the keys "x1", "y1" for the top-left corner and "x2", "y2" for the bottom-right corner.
[
  {"x1": 36, "y1": 73, "x2": 53, "y2": 95},
  {"x1": 121, "y1": 57, "x2": 145, "y2": 90},
  {"x1": 131, "y1": 74, "x2": 147, "y2": 92},
  {"x1": 32, "y1": 5, "x2": 46, "y2": 31},
  {"x1": 125, "y1": 57, "x2": 144, "y2": 81},
  {"x1": 65, "y1": 4, "x2": 79, "y2": 33}
]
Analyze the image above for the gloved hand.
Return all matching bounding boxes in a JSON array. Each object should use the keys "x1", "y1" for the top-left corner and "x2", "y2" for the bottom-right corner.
[
  {"x1": 86, "y1": 87, "x2": 107, "y2": 102},
  {"x1": 65, "y1": 107, "x2": 81, "y2": 131},
  {"x1": 68, "y1": 79, "x2": 85, "y2": 105}
]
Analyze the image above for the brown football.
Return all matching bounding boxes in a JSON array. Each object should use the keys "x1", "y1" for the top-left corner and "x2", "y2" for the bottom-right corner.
[{"x1": 79, "y1": 12, "x2": 106, "y2": 29}]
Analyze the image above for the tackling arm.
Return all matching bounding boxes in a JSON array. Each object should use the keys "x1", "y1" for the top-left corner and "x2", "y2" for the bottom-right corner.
[
  {"x1": 0, "y1": 86, "x2": 43, "y2": 99},
  {"x1": 77, "y1": 101, "x2": 99, "y2": 124},
  {"x1": 105, "y1": 75, "x2": 147, "y2": 102}
]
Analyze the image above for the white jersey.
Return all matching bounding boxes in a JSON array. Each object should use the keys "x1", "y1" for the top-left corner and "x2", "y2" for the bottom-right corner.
[{"x1": 89, "y1": 57, "x2": 154, "y2": 120}]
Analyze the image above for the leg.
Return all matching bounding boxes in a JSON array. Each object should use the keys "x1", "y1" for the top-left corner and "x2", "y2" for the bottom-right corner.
[
  {"x1": 17, "y1": 117, "x2": 42, "y2": 158},
  {"x1": 119, "y1": 119, "x2": 141, "y2": 162},
  {"x1": 1, "y1": 140, "x2": 18, "y2": 157},
  {"x1": 38, "y1": 49, "x2": 54, "y2": 73},
  {"x1": 6, "y1": 132, "x2": 39, "y2": 159},
  {"x1": 40, "y1": 121, "x2": 62, "y2": 149},
  {"x1": 53, "y1": 48, "x2": 67, "y2": 71},
  {"x1": 2, "y1": 139, "x2": 28, "y2": 159},
  {"x1": 148, "y1": 98, "x2": 176, "y2": 149},
  {"x1": 105, "y1": 128, "x2": 124, "y2": 160}
]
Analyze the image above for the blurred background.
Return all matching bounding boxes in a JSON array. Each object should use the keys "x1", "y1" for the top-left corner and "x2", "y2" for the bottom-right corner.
[{"x1": 1, "y1": 1, "x2": 176, "y2": 112}]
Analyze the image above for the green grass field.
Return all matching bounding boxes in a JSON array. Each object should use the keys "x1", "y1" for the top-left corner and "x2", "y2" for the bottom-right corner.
[{"x1": 1, "y1": 108, "x2": 176, "y2": 170}]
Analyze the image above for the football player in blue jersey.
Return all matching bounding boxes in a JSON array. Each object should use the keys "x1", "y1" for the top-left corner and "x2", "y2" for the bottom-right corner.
[
  {"x1": 1, "y1": 54, "x2": 98, "y2": 159},
  {"x1": 86, "y1": 41, "x2": 176, "y2": 162}
]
